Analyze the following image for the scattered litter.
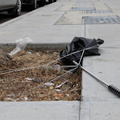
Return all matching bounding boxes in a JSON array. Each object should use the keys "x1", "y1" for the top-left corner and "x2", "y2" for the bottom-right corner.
[
  {"x1": 32, "y1": 78, "x2": 43, "y2": 83},
  {"x1": 25, "y1": 77, "x2": 43, "y2": 83},
  {"x1": 9, "y1": 37, "x2": 32, "y2": 56},
  {"x1": 44, "y1": 82, "x2": 54, "y2": 86},
  {"x1": 66, "y1": 94, "x2": 69, "y2": 96},
  {"x1": 49, "y1": 86, "x2": 54, "y2": 90},
  {"x1": 17, "y1": 96, "x2": 29, "y2": 101},
  {"x1": 4, "y1": 97, "x2": 15, "y2": 101},
  {"x1": 0, "y1": 49, "x2": 81, "y2": 101},
  {"x1": 54, "y1": 93, "x2": 64, "y2": 100},
  {"x1": 51, "y1": 65, "x2": 61, "y2": 71},
  {"x1": 25, "y1": 77, "x2": 32, "y2": 81},
  {"x1": 24, "y1": 97, "x2": 28, "y2": 101},
  {"x1": 54, "y1": 89, "x2": 61, "y2": 92},
  {"x1": 26, "y1": 51, "x2": 32, "y2": 54},
  {"x1": 55, "y1": 80, "x2": 68, "y2": 89}
]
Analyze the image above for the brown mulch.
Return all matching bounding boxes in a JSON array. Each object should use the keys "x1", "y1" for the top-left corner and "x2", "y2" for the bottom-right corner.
[{"x1": 0, "y1": 50, "x2": 81, "y2": 101}]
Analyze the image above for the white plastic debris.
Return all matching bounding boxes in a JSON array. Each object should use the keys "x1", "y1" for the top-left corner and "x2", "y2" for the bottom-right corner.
[
  {"x1": 26, "y1": 51, "x2": 32, "y2": 54},
  {"x1": 24, "y1": 97, "x2": 28, "y2": 101},
  {"x1": 44, "y1": 82, "x2": 54, "y2": 86},
  {"x1": 54, "y1": 89, "x2": 61, "y2": 92},
  {"x1": 66, "y1": 94, "x2": 69, "y2": 96},
  {"x1": 4, "y1": 97, "x2": 15, "y2": 101},
  {"x1": 51, "y1": 65, "x2": 61, "y2": 71},
  {"x1": 25, "y1": 77, "x2": 33, "y2": 81},
  {"x1": 9, "y1": 37, "x2": 32, "y2": 56},
  {"x1": 25, "y1": 78, "x2": 43, "y2": 83},
  {"x1": 55, "y1": 80, "x2": 68, "y2": 89}
]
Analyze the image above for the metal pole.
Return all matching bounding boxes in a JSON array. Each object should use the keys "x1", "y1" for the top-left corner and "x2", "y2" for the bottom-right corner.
[
  {"x1": 72, "y1": 60, "x2": 108, "y2": 87},
  {"x1": 73, "y1": 60, "x2": 120, "y2": 98}
]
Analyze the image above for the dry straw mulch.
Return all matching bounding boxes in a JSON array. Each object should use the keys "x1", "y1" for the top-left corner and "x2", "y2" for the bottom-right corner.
[{"x1": 0, "y1": 50, "x2": 81, "y2": 101}]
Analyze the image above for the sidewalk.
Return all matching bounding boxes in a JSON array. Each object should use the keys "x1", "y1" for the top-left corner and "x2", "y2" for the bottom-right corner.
[
  {"x1": 0, "y1": 0, "x2": 120, "y2": 120},
  {"x1": 80, "y1": 0, "x2": 120, "y2": 120},
  {"x1": 0, "y1": 0, "x2": 84, "y2": 44}
]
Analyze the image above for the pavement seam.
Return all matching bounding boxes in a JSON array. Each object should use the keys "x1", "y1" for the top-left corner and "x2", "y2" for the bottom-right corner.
[
  {"x1": 84, "y1": 24, "x2": 86, "y2": 37},
  {"x1": 79, "y1": 101, "x2": 81, "y2": 120},
  {"x1": 104, "y1": 3, "x2": 112, "y2": 11}
]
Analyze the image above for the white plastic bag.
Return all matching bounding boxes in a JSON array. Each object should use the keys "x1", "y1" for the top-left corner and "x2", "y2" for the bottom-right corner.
[{"x1": 9, "y1": 37, "x2": 32, "y2": 56}]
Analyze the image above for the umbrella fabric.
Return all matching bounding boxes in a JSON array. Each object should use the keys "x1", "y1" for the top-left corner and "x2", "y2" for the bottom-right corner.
[{"x1": 60, "y1": 37, "x2": 104, "y2": 65}]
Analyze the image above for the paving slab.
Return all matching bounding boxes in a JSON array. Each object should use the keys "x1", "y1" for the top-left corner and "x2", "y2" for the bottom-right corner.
[
  {"x1": 82, "y1": 48, "x2": 120, "y2": 101},
  {"x1": 0, "y1": 25, "x2": 84, "y2": 43},
  {"x1": 94, "y1": 2, "x2": 109, "y2": 10},
  {"x1": 56, "y1": 4, "x2": 73, "y2": 11},
  {"x1": 81, "y1": 102, "x2": 120, "y2": 120},
  {"x1": 103, "y1": 0, "x2": 120, "y2": 10},
  {"x1": 56, "y1": 11, "x2": 82, "y2": 25},
  {"x1": 0, "y1": 101, "x2": 80, "y2": 120},
  {"x1": 80, "y1": 0, "x2": 120, "y2": 119},
  {"x1": 85, "y1": 24, "x2": 120, "y2": 46}
]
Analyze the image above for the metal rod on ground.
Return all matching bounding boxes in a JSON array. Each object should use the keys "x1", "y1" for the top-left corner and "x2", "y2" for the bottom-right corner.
[
  {"x1": 73, "y1": 60, "x2": 120, "y2": 98},
  {"x1": 49, "y1": 67, "x2": 77, "y2": 82},
  {"x1": 47, "y1": 45, "x2": 98, "y2": 66}
]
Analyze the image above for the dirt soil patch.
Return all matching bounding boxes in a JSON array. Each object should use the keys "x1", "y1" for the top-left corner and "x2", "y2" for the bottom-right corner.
[{"x1": 0, "y1": 50, "x2": 81, "y2": 101}]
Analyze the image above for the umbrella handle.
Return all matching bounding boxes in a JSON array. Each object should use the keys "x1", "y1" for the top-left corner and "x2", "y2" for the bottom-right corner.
[
  {"x1": 108, "y1": 85, "x2": 120, "y2": 98},
  {"x1": 73, "y1": 60, "x2": 120, "y2": 98}
]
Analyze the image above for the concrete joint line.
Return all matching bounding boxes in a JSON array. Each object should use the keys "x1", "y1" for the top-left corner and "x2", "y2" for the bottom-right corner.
[
  {"x1": 104, "y1": 3, "x2": 112, "y2": 11},
  {"x1": 84, "y1": 24, "x2": 86, "y2": 37}
]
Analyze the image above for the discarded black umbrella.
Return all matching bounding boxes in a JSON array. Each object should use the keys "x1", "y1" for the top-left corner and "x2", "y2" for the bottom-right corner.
[
  {"x1": 60, "y1": 37, "x2": 104, "y2": 65},
  {"x1": 60, "y1": 37, "x2": 120, "y2": 98}
]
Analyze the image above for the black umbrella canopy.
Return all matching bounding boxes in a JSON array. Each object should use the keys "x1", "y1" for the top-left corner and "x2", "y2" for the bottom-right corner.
[{"x1": 60, "y1": 37, "x2": 104, "y2": 65}]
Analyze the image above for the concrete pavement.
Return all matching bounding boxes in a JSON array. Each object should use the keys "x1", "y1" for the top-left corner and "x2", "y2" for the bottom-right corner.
[
  {"x1": 0, "y1": 0, "x2": 120, "y2": 120},
  {"x1": 81, "y1": 0, "x2": 120, "y2": 120},
  {"x1": 0, "y1": 0, "x2": 84, "y2": 44},
  {"x1": 0, "y1": 102, "x2": 80, "y2": 120}
]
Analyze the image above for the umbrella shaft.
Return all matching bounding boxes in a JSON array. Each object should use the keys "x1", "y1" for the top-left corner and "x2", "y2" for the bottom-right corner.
[{"x1": 72, "y1": 60, "x2": 108, "y2": 88}]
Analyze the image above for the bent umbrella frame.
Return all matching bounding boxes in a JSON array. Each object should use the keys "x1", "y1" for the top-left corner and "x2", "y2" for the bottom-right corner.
[{"x1": 58, "y1": 37, "x2": 120, "y2": 98}]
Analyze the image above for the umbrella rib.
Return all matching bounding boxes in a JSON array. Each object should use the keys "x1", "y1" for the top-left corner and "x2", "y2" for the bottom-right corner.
[
  {"x1": 78, "y1": 45, "x2": 98, "y2": 65},
  {"x1": 78, "y1": 49, "x2": 85, "y2": 65},
  {"x1": 77, "y1": 43, "x2": 85, "y2": 49},
  {"x1": 61, "y1": 65, "x2": 76, "y2": 68},
  {"x1": 49, "y1": 67, "x2": 77, "y2": 82},
  {"x1": 47, "y1": 45, "x2": 99, "y2": 66}
]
